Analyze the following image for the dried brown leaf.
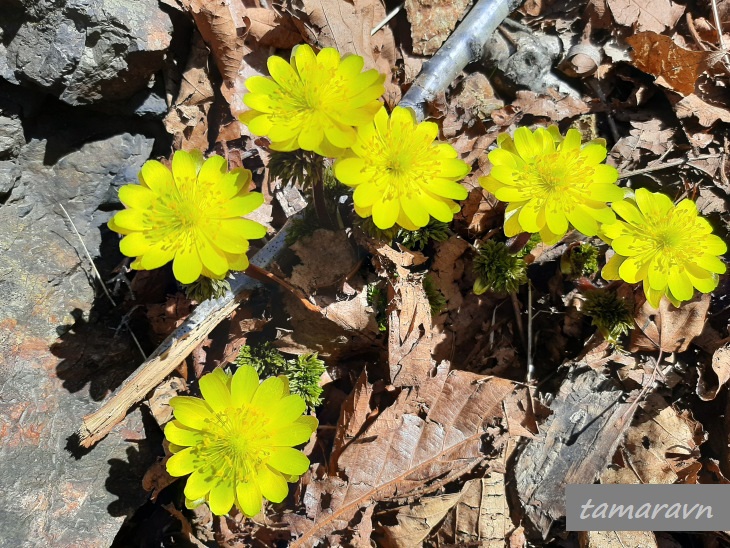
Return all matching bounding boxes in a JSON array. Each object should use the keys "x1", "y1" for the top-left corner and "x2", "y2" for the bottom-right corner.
[
  {"x1": 290, "y1": 364, "x2": 513, "y2": 547},
  {"x1": 438, "y1": 475, "x2": 510, "y2": 545},
  {"x1": 605, "y1": 393, "x2": 705, "y2": 484},
  {"x1": 627, "y1": 32, "x2": 709, "y2": 96},
  {"x1": 697, "y1": 344, "x2": 730, "y2": 401},
  {"x1": 630, "y1": 293, "x2": 710, "y2": 353},
  {"x1": 245, "y1": 8, "x2": 303, "y2": 48},
  {"x1": 674, "y1": 93, "x2": 730, "y2": 127},
  {"x1": 183, "y1": 0, "x2": 246, "y2": 83},
  {"x1": 388, "y1": 271, "x2": 434, "y2": 386},
  {"x1": 606, "y1": 0, "x2": 684, "y2": 33},
  {"x1": 580, "y1": 530, "x2": 658, "y2": 547},
  {"x1": 506, "y1": 90, "x2": 592, "y2": 122},
  {"x1": 384, "y1": 492, "x2": 462, "y2": 547},
  {"x1": 288, "y1": 229, "x2": 359, "y2": 293},
  {"x1": 404, "y1": 0, "x2": 471, "y2": 55}
]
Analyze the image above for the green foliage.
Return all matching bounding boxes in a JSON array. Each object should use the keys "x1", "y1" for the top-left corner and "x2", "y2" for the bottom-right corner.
[
  {"x1": 360, "y1": 217, "x2": 399, "y2": 242},
  {"x1": 561, "y1": 243, "x2": 600, "y2": 278},
  {"x1": 582, "y1": 290, "x2": 633, "y2": 345},
  {"x1": 397, "y1": 220, "x2": 451, "y2": 251},
  {"x1": 268, "y1": 150, "x2": 319, "y2": 189},
  {"x1": 366, "y1": 282, "x2": 388, "y2": 332},
  {"x1": 472, "y1": 240, "x2": 527, "y2": 295},
  {"x1": 183, "y1": 276, "x2": 231, "y2": 302},
  {"x1": 423, "y1": 275, "x2": 446, "y2": 316},
  {"x1": 236, "y1": 343, "x2": 325, "y2": 408}
]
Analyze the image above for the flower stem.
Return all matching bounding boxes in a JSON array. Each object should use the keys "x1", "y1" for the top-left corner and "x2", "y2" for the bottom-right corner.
[{"x1": 309, "y1": 153, "x2": 335, "y2": 230}]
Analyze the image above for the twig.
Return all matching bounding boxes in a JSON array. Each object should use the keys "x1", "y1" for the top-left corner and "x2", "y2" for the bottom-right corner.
[
  {"x1": 245, "y1": 263, "x2": 321, "y2": 314},
  {"x1": 371, "y1": 2, "x2": 403, "y2": 36},
  {"x1": 526, "y1": 282, "x2": 535, "y2": 383},
  {"x1": 618, "y1": 154, "x2": 720, "y2": 179},
  {"x1": 711, "y1": 0, "x2": 730, "y2": 68},
  {"x1": 58, "y1": 203, "x2": 116, "y2": 307},
  {"x1": 399, "y1": 0, "x2": 520, "y2": 121},
  {"x1": 76, "y1": 216, "x2": 300, "y2": 448},
  {"x1": 510, "y1": 291, "x2": 526, "y2": 350}
]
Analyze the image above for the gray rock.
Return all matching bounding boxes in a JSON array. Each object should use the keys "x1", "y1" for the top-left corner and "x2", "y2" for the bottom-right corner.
[
  {"x1": 0, "y1": 0, "x2": 172, "y2": 104},
  {"x1": 0, "y1": 115, "x2": 24, "y2": 158},
  {"x1": 0, "y1": 132, "x2": 156, "y2": 547}
]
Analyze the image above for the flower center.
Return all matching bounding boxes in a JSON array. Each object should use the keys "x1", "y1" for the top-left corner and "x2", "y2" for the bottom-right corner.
[
  {"x1": 192, "y1": 404, "x2": 273, "y2": 483},
  {"x1": 171, "y1": 200, "x2": 204, "y2": 229}
]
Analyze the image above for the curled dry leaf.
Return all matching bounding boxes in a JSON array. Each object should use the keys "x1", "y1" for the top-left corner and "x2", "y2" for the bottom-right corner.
[
  {"x1": 438, "y1": 475, "x2": 511, "y2": 546},
  {"x1": 602, "y1": 394, "x2": 705, "y2": 484},
  {"x1": 627, "y1": 32, "x2": 710, "y2": 96},
  {"x1": 289, "y1": 363, "x2": 513, "y2": 547},
  {"x1": 245, "y1": 8, "x2": 303, "y2": 49},
  {"x1": 182, "y1": 0, "x2": 246, "y2": 83},
  {"x1": 630, "y1": 293, "x2": 710, "y2": 353},
  {"x1": 388, "y1": 268, "x2": 435, "y2": 386},
  {"x1": 673, "y1": 93, "x2": 730, "y2": 127},
  {"x1": 500, "y1": 90, "x2": 592, "y2": 123},
  {"x1": 697, "y1": 344, "x2": 730, "y2": 401},
  {"x1": 380, "y1": 491, "x2": 462, "y2": 547},
  {"x1": 580, "y1": 530, "x2": 658, "y2": 548},
  {"x1": 606, "y1": 0, "x2": 684, "y2": 33}
]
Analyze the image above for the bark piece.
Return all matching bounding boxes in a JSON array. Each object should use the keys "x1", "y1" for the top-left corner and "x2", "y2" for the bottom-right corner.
[{"x1": 514, "y1": 366, "x2": 639, "y2": 538}]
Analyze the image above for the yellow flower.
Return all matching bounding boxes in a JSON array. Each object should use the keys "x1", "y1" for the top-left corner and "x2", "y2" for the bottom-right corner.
[
  {"x1": 480, "y1": 126, "x2": 624, "y2": 244},
  {"x1": 165, "y1": 366, "x2": 318, "y2": 517},
  {"x1": 108, "y1": 150, "x2": 266, "y2": 284},
  {"x1": 333, "y1": 106, "x2": 470, "y2": 230},
  {"x1": 240, "y1": 44, "x2": 385, "y2": 158},
  {"x1": 601, "y1": 188, "x2": 727, "y2": 308}
]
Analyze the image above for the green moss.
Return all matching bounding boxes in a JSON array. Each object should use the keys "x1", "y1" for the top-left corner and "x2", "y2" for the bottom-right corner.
[
  {"x1": 472, "y1": 240, "x2": 527, "y2": 295},
  {"x1": 183, "y1": 276, "x2": 231, "y2": 302},
  {"x1": 397, "y1": 220, "x2": 451, "y2": 251},
  {"x1": 582, "y1": 290, "x2": 633, "y2": 345},
  {"x1": 235, "y1": 343, "x2": 325, "y2": 408},
  {"x1": 561, "y1": 243, "x2": 600, "y2": 278}
]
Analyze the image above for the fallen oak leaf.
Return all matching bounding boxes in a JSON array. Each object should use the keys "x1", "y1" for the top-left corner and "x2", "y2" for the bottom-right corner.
[
  {"x1": 245, "y1": 7, "x2": 303, "y2": 49},
  {"x1": 627, "y1": 32, "x2": 711, "y2": 96},
  {"x1": 606, "y1": 0, "x2": 684, "y2": 33},
  {"x1": 630, "y1": 293, "x2": 710, "y2": 353},
  {"x1": 697, "y1": 344, "x2": 730, "y2": 401},
  {"x1": 289, "y1": 363, "x2": 514, "y2": 547}
]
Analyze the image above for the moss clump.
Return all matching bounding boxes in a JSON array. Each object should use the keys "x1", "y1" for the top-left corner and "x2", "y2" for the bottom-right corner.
[
  {"x1": 397, "y1": 220, "x2": 451, "y2": 251},
  {"x1": 183, "y1": 276, "x2": 231, "y2": 302},
  {"x1": 582, "y1": 290, "x2": 633, "y2": 344},
  {"x1": 235, "y1": 343, "x2": 325, "y2": 408},
  {"x1": 561, "y1": 243, "x2": 599, "y2": 278},
  {"x1": 473, "y1": 240, "x2": 527, "y2": 295}
]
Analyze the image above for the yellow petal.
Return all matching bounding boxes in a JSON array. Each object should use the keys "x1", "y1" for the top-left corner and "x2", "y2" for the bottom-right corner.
[
  {"x1": 488, "y1": 148, "x2": 520, "y2": 168},
  {"x1": 635, "y1": 188, "x2": 673, "y2": 217},
  {"x1": 561, "y1": 128, "x2": 581, "y2": 151},
  {"x1": 566, "y1": 206, "x2": 598, "y2": 237},
  {"x1": 236, "y1": 481, "x2": 262, "y2": 517},
  {"x1": 545, "y1": 198, "x2": 568, "y2": 236},
  {"x1": 694, "y1": 254, "x2": 727, "y2": 274},
  {"x1": 338, "y1": 54, "x2": 364, "y2": 79},
  {"x1": 164, "y1": 421, "x2": 203, "y2": 447},
  {"x1": 668, "y1": 269, "x2": 694, "y2": 302},
  {"x1": 316, "y1": 47, "x2": 341, "y2": 70},
  {"x1": 647, "y1": 256, "x2": 668, "y2": 290},
  {"x1": 173, "y1": 241, "x2": 203, "y2": 284},
  {"x1": 209, "y1": 480, "x2": 235, "y2": 516},
  {"x1": 251, "y1": 376, "x2": 286, "y2": 409},
  {"x1": 425, "y1": 179, "x2": 468, "y2": 200},
  {"x1": 268, "y1": 421, "x2": 317, "y2": 446},
  {"x1": 268, "y1": 395, "x2": 307, "y2": 429},
  {"x1": 513, "y1": 127, "x2": 539, "y2": 159},
  {"x1": 245, "y1": 75, "x2": 279, "y2": 94},
  {"x1": 231, "y1": 366, "x2": 259, "y2": 406},
  {"x1": 418, "y1": 192, "x2": 454, "y2": 223},
  {"x1": 353, "y1": 182, "x2": 380, "y2": 208},
  {"x1": 601, "y1": 253, "x2": 625, "y2": 280},
  {"x1": 644, "y1": 283, "x2": 663, "y2": 309},
  {"x1": 268, "y1": 54, "x2": 301, "y2": 91},
  {"x1": 588, "y1": 183, "x2": 625, "y2": 202},
  {"x1": 267, "y1": 447, "x2": 310, "y2": 475},
  {"x1": 184, "y1": 470, "x2": 213, "y2": 500},
  {"x1": 297, "y1": 118, "x2": 324, "y2": 151},
  {"x1": 119, "y1": 232, "x2": 153, "y2": 257},
  {"x1": 618, "y1": 255, "x2": 651, "y2": 284},
  {"x1": 119, "y1": 184, "x2": 155, "y2": 209},
  {"x1": 139, "y1": 159, "x2": 174, "y2": 194},
  {"x1": 199, "y1": 369, "x2": 233, "y2": 412},
  {"x1": 324, "y1": 123, "x2": 357, "y2": 149},
  {"x1": 113, "y1": 209, "x2": 148, "y2": 231},
  {"x1": 293, "y1": 43, "x2": 316, "y2": 79},
  {"x1": 700, "y1": 234, "x2": 727, "y2": 255},
  {"x1": 611, "y1": 200, "x2": 644, "y2": 225},
  {"x1": 166, "y1": 447, "x2": 196, "y2": 477},
  {"x1": 197, "y1": 233, "x2": 229, "y2": 278},
  {"x1": 517, "y1": 198, "x2": 544, "y2": 233},
  {"x1": 688, "y1": 271, "x2": 719, "y2": 293},
  {"x1": 372, "y1": 197, "x2": 400, "y2": 229},
  {"x1": 170, "y1": 396, "x2": 213, "y2": 429},
  {"x1": 139, "y1": 243, "x2": 175, "y2": 270},
  {"x1": 172, "y1": 150, "x2": 203, "y2": 186},
  {"x1": 257, "y1": 466, "x2": 289, "y2": 503},
  {"x1": 580, "y1": 143, "x2": 608, "y2": 164},
  {"x1": 198, "y1": 155, "x2": 227, "y2": 187},
  {"x1": 211, "y1": 192, "x2": 264, "y2": 218},
  {"x1": 401, "y1": 196, "x2": 430, "y2": 228},
  {"x1": 592, "y1": 164, "x2": 619, "y2": 184},
  {"x1": 611, "y1": 235, "x2": 652, "y2": 257},
  {"x1": 247, "y1": 113, "x2": 273, "y2": 135}
]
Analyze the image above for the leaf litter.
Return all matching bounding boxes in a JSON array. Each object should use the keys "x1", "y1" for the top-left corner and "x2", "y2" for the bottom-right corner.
[{"x1": 96, "y1": 0, "x2": 730, "y2": 545}]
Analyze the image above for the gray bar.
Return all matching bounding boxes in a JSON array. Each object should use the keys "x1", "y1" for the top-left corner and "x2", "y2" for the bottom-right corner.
[{"x1": 566, "y1": 484, "x2": 730, "y2": 531}]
